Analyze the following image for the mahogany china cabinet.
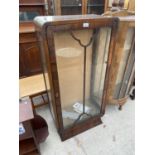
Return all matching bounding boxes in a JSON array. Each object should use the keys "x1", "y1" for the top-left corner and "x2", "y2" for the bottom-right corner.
[
  {"x1": 103, "y1": 10, "x2": 135, "y2": 110},
  {"x1": 34, "y1": 15, "x2": 119, "y2": 140},
  {"x1": 19, "y1": 0, "x2": 46, "y2": 78}
]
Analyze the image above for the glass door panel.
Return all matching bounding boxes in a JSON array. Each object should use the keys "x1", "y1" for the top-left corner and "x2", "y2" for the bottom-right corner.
[
  {"x1": 19, "y1": 11, "x2": 40, "y2": 22},
  {"x1": 87, "y1": 0, "x2": 104, "y2": 14},
  {"x1": 53, "y1": 27, "x2": 111, "y2": 128},
  {"x1": 61, "y1": 0, "x2": 82, "y2": 15},
  {"x1": 113, "y1": 28, "x2": 135, "y2": 99}
]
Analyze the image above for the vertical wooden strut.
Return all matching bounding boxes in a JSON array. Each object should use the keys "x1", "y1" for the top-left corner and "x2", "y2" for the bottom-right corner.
[
  {"x1": 83, "y1": 46, "x2": 87, "y2": 113},
  {"x1": 70, "y1": 31, "x2": 97, "y2": 124}
]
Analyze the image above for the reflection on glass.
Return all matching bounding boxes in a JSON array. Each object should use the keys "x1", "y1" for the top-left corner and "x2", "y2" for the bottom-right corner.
[
  {"x1": 19, "y1": 11, "x2": 40, "y2": 21},
  {"x1": 109, "y1": 0, "x2": 116, "y2": 7},
  {"x1": 113, "y1": 28, "x2": 135, "y2": 99},
  {"x1": 61, "y1": 0, "x2": 82, "y2": 15},
  {"x1": 87, "y1": 0, "x2": 104, "y2": 14},
  {"x1": 39, "y1": 36, "x2": 56, "y2": 121},
  {"x1": 53, "y1": 28, "x2": 111, "y2": 128}
]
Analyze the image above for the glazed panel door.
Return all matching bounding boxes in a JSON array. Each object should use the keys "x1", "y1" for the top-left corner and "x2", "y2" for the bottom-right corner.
[
  {"x1": 113, "y1": 27, "x2": 135, "y2": 100},
  {"x1": 46, "y1": 20, "x2": 116, "y2": 129},
  {"x1": 87, "y1": 0, "x2": 105, "y2": 14},
  {"x1": 61, "y1": 0, "x2": 83, "y2": 15}
]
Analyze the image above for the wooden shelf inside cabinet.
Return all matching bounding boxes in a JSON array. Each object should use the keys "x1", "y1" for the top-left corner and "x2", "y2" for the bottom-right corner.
[
  {"x1": 19, "y1": 99, "x2": 49, "y2": 155},
  {"x1": 19, "y1": 138, "x2": 37, "y2": 155},
  {"x1": 88, "y1": 4, "x2": 104, "y2": 7},
  {"x1": 61, "y1": 5, "x2": 82, "y2": 7},
  {"x1": 19, "y1": 121, "x2": 33, "y2": 141},
  {"x1": 19, "y1": 99, "x2": 40, "y2": 155}
]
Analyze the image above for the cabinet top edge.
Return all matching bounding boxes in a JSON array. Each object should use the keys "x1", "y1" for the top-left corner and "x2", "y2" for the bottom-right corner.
[{"x1": 34, "y1": 15, "x2": 118, "y2": 31}]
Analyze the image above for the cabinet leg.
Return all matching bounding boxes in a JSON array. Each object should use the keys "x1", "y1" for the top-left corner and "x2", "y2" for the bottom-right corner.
[
  {"x1": 130, "y1": 89, "x2": 135, "y2": 100},
  {"x1": 118, "y1": 105, "x2": 122, "y2": 110}
]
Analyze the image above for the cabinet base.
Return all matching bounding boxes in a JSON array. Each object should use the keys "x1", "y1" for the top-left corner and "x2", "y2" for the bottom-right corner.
[{"x1": 59, "y1": 116, "x2": 102, "y2": 141}]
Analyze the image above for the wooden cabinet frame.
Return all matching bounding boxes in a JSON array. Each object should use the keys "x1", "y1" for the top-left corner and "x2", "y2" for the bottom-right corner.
[
  {"x1": 103, "y1": 10, "x2": 135, "y2": 109},
  {"x1": 34, "y1": 15, "x2": 118, "y2": 140}
]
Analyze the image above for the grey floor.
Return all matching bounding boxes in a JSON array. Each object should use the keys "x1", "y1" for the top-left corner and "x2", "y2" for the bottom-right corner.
[{"x1": 36, "y1": 99, "x2": 135, "y2": 155}]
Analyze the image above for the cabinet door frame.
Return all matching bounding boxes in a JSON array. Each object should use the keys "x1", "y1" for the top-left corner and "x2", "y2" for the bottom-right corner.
[
  {"x1": 36, "y1": 16, "x2": 119, "y2": 140},
  {"x1": 102, "y1": 15, "x2": 135, "y2": 107}
]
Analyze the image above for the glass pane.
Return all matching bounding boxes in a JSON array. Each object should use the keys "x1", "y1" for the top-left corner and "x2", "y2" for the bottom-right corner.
[
  {"x1": 113, "y1": 28, "x2": 134, "y2": 99},
  {"x1": 39, "y1": 36, "x2": 56, "y2": 121},
  {"x1": 61, "y1": 0, "x2": 82, "y2": 15},
  {"x1": 19, "y1": 11, "x2": 40, "y2": 21},
  {"x1": 124, "y1": 0, "x2": 130, "y2": 9},
  {"x1": 87, "y1": 0, "x2": 104, "y2": 14},
  {"x1": 119, "y1": 46, "x2": 135, "y2": 98},
  {"x1": 108, "y1": 0, "x2": 115, "y2": 7},
  {"x1": 53, "y1": 28, "x2": 111, "y2": 128}
]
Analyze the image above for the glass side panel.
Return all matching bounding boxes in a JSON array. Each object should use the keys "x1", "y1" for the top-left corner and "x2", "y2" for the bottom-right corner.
[
  {"x1": 53, "y1": 28, "x2": 111, "y2": 128},
  {"x1": 113, "y1": 28, "x2": 134, "y2": 99},
  {"x1": 119, "y1": 46, "x2": 135, "y2": 98},
  {"x1": 38, "y1": 33, "x2": 56, "y2": 122},
  {"x1": 87, "y1": 0, "x2": 104, "y2": 14},
  {"x1": 91, "y1": 28, "x2": 111, "y2": 105},
  {"x1": 19, "y1": 11, "x2": 40, "y2": 21},
  {"x1": 61, "y1": 0, "x2": 82, "y2": 15}
]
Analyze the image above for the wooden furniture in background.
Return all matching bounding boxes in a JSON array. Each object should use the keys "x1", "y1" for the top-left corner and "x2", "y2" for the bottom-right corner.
[
  {"x1": 34, "y1": 15, "x2": 118, "y2": 140},
  {"x1": 19, "y1": 99, "x2": 40, "y2": 155},
  {"x1": 87, "y1": 0, "x2": 105, "y2": 14},
  {"x1": 19, "y1": 23, "x2": 43, "y2": 78},
  {"x1": 103, "y1": 10, "x2": 135, "y2": 110},
  {"x1": 104, "y1": 0, "x2": 133, "y2": 12},
  {"x1": 52, "y1": 0, "x2": 105, "y2": 15},
  {"x1": 19, "y1": 0, "x2": 46, "y2": 78},
  {"x1": 19, "y1": 0, "x2": 46, "y2": 19},
  {"x1": 47, "y1": 0, "x2": 55, "y2": 15},
  {"x1": 19, "y1": 74, "x2": 48, "y2": 108},
  {"x1": 19, "y1": 98, "x2": 49, "y2": 155},
  {"x1": 128, "y1": 0, "x2": 135, "y2": 11}
]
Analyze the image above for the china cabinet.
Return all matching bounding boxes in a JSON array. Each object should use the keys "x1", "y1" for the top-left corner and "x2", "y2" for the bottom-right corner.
[
  {"x1": 34, "y1": 15, "x2": 118, "y2": 140},
  {"x1": 103, "y1": 10, "x2": 135, "y2": 110}
]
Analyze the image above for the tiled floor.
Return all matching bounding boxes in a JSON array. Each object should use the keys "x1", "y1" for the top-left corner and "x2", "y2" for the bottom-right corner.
[{"x1": 36, "y1": 99, "x2": 135, "y2": 155}]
